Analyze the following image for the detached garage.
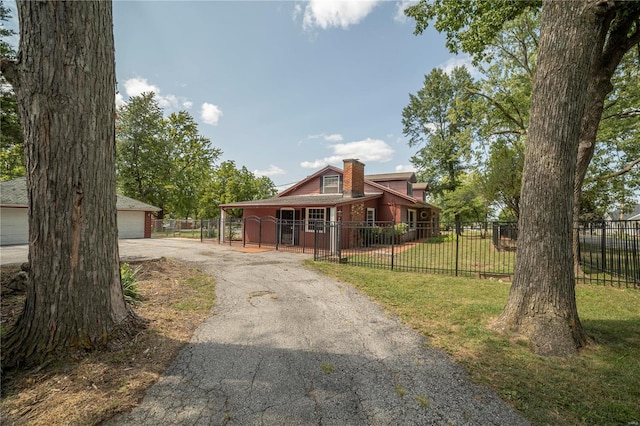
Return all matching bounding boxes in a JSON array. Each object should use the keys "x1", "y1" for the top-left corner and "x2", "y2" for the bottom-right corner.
[{"x1": 0, "y1": 177, "x2": 160, "y2": 246}]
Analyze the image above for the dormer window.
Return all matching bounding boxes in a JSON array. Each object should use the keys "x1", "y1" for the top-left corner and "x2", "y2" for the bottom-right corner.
[
  {"x1": 407, "y1": 182, "x2": 413, "y2": 196},
  {"x1": 322, "y1": 175, "x2": 342, "y2": 194}
]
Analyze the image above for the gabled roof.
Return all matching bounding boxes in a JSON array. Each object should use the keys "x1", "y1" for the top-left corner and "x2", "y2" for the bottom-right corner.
[
  {"x1": 0, "y1": 177, "x2": 161, "y2": 211},
  {"x1": 221, "y1": 193, "x2": 383, "y2": 209},
  {"x1": 220, "y1": 163, "x2": 440, "y2": 211},
  {"x1": 412, "y1": 182, "x2": 429, "y2": 191},
  {"x1": 608, "y1": 205, "x2": 640, "y2": 221},
  {"x1": 365, "y1": 172, "x2": 417, "y2": 183},
  {"x1": 277, "y1": 165, "x2": 342, "y2": 197}
]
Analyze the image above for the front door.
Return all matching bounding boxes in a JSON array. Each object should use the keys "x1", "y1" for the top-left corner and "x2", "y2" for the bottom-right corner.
[{"x1": 280, "y1": 209, "x2": 295, "y2": 245}]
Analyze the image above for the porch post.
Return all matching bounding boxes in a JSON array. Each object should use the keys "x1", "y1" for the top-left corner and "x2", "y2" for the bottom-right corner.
[{"x1": 220, "y1": 209, "x2": 225, "y2": 244}]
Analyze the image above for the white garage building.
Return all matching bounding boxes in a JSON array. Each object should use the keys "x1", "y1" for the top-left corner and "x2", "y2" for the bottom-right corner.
[{"x1": 1, "y1": 177, "x2": 160, "y2": 246}]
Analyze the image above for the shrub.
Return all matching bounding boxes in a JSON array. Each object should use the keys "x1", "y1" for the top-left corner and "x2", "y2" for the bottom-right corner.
[{"x1": 120, "y1": 262, "x2": 142, "y2": 304}]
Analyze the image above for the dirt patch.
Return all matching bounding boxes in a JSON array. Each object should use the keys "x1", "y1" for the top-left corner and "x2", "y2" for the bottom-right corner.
[{"x1": 0, "y1": 258, "x2": 216, "y2": 425}]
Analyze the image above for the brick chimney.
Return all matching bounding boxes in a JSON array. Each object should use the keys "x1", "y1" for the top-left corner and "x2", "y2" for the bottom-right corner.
[{"x1": 343, "y1": 159, "x2": 365, "y2": 198}]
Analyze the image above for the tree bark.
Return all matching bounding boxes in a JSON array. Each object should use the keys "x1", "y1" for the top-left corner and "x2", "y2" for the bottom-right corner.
[
  {"x1": 572, "y1": 4, "x2": 640, "y2": 276},
  {"x1": 1, "y1": 1, "x2": 139, "y2": 368},
  {"x1": 493, "y1": 0, "x2": 610, "y2": 356}
]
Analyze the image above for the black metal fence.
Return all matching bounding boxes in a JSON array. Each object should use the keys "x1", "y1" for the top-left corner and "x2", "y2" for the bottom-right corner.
[
  {"x1": 192, "y1": 217, "x2": 638, "y2": 288},
  {"x1": 313, "y1": 220, "x2": 639, "y2": 288},
  {"x1": 577, "y1": 220, "x2": 639, "y2": 287}
]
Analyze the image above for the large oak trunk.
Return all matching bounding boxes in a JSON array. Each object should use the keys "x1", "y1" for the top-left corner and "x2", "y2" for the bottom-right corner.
[
  {"x1": 493, "y1": 0, "x2": 610, "y2": 356},
  {"x1": 1, "y1": 1, "x2": 136, "y2": 368}
]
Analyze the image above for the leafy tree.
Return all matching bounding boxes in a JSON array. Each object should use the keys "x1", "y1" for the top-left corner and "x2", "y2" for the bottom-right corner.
[
  {"x1": 1, "y1": 0, "x2": 137, "y2": 367},
  {"x1": 116, "y1": 94, "x2": 222, "y2": 219},
  {"x1": 437, "y1": 172, "x2": 490, "y2": 224},
  {"x1": 164, "y1": 111, "x2": 221, "y2": 218},
  {"x1": 402, "y1": 66, "x2": 475, "y2": 195},
  {"x1": 0, "y1": 3, "x2": 24, "y2": 181},
  {"x1": 481, "y1": 139, "x2": 524, "y2": 219},
  {"x1": 200, "y1": 160, "x2": 277, "y2": 218},
  {"x1": 116, "y1": 92, "x2": 171, "y2": 216},
  {"x1": 580, "y1": 52, "x2": 640, "y2": 218},
  {"x1": 406, "y1": 0, "x2": 640, "y2": 355},
  {"x1": 471, "y1": 11, "x2": 537, "y2": 220}
]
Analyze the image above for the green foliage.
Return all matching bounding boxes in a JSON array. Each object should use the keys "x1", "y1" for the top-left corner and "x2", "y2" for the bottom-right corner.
[
  {"x1": 0, "y1": 4, "x2": 24, "y2": 182},
  {"x1": 404, "y1": 0, "x2": 538, "y2": 63},
  {"x1": 199, "y1": 160, "x2": 277, "y2": 218},
  {"x1": 436, "y1": 173, "x2": 490, "y2": 224},
  {"x1": 116, "y1": 93, "x2": 222, "y2": 218},
  {"x1": 164, "y1": 111, "x2": 222, "y2": 218},
  {"x1": 120, "y1": 263, "x2": 142, "y2": 304},
  {"x1": 581, "y1": 52, "x2": 640, "y2": 217},
  {"x1": 116, "y1": 92, "x2": 170, "y2": 212},
  {"x1": 481, "y1": 139, "x2": 524, "y2": 220},
  {"x1": 402, "y1": 66, "x2": 475, "y2": 196}
]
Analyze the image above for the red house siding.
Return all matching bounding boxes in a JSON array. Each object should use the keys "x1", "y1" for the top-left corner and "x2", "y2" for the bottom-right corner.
[{"x1": 144, "y1": 212, "x2": 153, "y2": 238}]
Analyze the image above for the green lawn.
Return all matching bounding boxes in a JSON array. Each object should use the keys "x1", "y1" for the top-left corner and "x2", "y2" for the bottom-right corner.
[{"x1": 305, "y1": 260, "x2": 640, "y2": 425}]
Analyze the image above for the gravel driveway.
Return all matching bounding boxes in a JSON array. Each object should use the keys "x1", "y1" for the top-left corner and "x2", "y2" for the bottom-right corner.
[{"x1": 2, "y1": 239, "x2": 527, "y2": 425}]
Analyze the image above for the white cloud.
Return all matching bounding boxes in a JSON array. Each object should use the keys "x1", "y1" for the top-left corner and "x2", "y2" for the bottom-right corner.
[
  {"x1": 393, "y1": 0, "x2": 418, "y2": 23},
  {"x1": 123, "y1": 77, "x2": 159, "y2": 98},
  {"x1": 301, "y1": 0, "x2": 380, "y2": 30},
  {"x1": 324, "y1": 133, "x2": 344, "y2": 142},
  {"x1": 308, "y1": 133, "x2": 344, "y2": 142},
  {"x1": 201, "y1": 102, "x2": 223, "y2": 125},
  {"x1": 395, "y1": 164, "x2": 416, "y2": 173},
  {"x1": 158, "y1": 94, "x2": 179, "y2": 109},
  {"x1": 115, "y1": 92, "x2": 126, "y2": 109},
  {"x1": 120, "y1": 77, "x2": 193, "y2": 111},
  {"x1": 439, "y1": 55, "x2": 481, "y2": 78},
  {"x1": 254, "y1": 165, "x2": 287, "y2": 177},
  {"x1": 301, "y1": 138, "x2": 395, "y2": 168}
]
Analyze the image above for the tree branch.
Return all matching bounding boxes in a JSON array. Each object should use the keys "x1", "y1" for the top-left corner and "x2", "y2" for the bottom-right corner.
[
  {"x1": 602, "y1": 108, "x2": 640, "y2": 120},
  {"x1": 466, "y1": 87, "x2": 526, "y2": 132},
  {"x1": 586, "y1": 156, "x2": 640, "y2": 182}
]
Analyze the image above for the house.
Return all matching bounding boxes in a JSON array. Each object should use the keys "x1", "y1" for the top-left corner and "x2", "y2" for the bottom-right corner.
[
  {"x1": 605, "y1": 204, "x2": 640, "y2": 237},
  {"x1": 606, "y1": 204, "x2": 640, "y2": 221},
  {"x1": 220, "y1": 159, "x2": 440, "y2": 250},
  {"x1": 0, "y1": 177, "x2": 160, "y2": 246}
]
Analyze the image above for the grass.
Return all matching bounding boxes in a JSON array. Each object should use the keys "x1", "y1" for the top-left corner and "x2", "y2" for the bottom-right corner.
[
  {"x1": 1, "y1": 259, "x2": 217, "y2": 425},
  {"x1": 304, "y1": 260, "x2": 640, "y2": 426},
  {"x1": 172, "y1": 273, "x2": 217, "y2": 311}
]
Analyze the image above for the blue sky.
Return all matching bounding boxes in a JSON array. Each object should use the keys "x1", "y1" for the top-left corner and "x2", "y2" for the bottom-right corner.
[{"x1": 6, "y1": 1, "x2": 473, "y2": 190}]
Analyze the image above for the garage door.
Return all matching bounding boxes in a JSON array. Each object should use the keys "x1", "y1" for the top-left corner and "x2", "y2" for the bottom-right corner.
[
  {"x1": 0, "y1": 207, "x2": 29, "y2": 246},
  {"x1": 117, "y1": 211, "x2": 145, "y2": 239}
]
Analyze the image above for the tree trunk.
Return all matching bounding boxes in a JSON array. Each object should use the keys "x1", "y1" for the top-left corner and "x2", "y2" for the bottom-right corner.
[
  {"x1": 1, "y1": 1, "x2": 139, "y2": 368},
  {"x1": 572, "y1": 73, "x2": 611, "y2": 277},
  {"x1": 572, "y1": 3, "x2": 636, "y2": 276},
  {"x1": 493, "y1": 0, "x2": 610, "y2": 356}
]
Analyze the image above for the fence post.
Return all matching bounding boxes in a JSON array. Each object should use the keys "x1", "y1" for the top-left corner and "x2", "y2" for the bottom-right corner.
[
  {"x1": 455, "y1": 215, "x2": 460, "y2": 277},
  {"x1": 200, "y1": 219, "x2": 203, "y2": 242},
  {"x1": 601, "y1": 221, "x2": 607, "y2": 271},
  {"x1": 391, "y1": 220, "x2": 395, "y2": 270},
  {"x1": 337, "y1": 219, "x2": 342, "y2": 260},
  {"x1": 313, "y1": 226, "x2": 318, "y2": 260}
]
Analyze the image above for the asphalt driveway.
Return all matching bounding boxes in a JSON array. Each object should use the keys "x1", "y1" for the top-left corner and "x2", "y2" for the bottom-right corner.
[{"x1": 1, "y1": 239, "x2": 527, "y2": 425}]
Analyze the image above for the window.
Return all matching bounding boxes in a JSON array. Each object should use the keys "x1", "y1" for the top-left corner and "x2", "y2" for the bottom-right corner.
[
  {"x1": 407, "y1": 182, "x2": 413, "y2": 196},
  {"x1": 322, "y1": 175, "x2": 342, "y2": 194},
  {"x1": 407, "y1": 209, "x2": 417, "y2": 230},
  {"x1": 306, "y1": 208, "x2": 326, "y2": 232},
  {"x1": 366, "y1": 208, "x2": 376, "y2": 225}
]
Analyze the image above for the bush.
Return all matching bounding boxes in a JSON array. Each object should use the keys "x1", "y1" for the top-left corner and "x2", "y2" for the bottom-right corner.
[{"x1": 120, "y1": 262, "x2": 142, "y2": 304}]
